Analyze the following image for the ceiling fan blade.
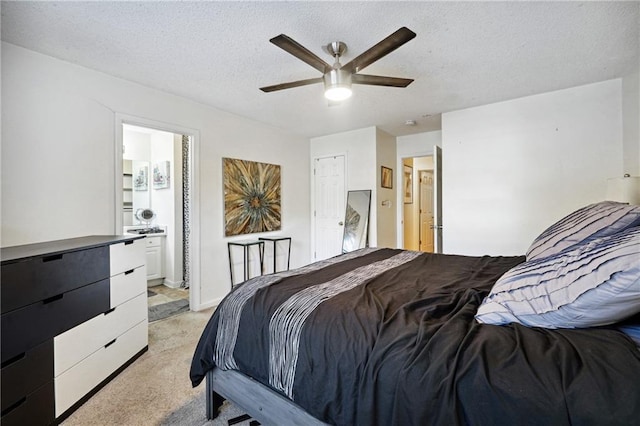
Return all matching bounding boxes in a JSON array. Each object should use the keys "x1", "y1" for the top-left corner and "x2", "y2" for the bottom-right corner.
[
  {"x1": 260, "y1": 77, "x2": 323, "y2": 93},
  {"x1": 342, "y1": 27, "x2": 416, "y2": 74},
  {"x1": 270, "y1": 34, "x2": 332, "y2": 74},
  {"x1": 352, "y1": 74, "x2": 414, "y2": 87}
]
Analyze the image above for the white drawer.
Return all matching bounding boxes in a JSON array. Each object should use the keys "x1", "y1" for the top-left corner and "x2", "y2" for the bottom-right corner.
[
  {"x1": 110, "y1": 238, "x2": 145, "y2": 275},
  {"x1": 146, "y1": 236, "x2": 162, "y2": 248},
  {"x1": 54, "y1": 320, "x2": 147, "y2": 416},
  {"x1": 111, "y1": 265, "x2": 146, "y2": 307},
  {"x1": 54, "y1": 293, "x2": 148, "y2": 377}
]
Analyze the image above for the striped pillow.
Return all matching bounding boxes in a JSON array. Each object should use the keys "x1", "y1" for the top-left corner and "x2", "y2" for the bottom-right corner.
[
  {"x1": 476, "y1": 226, "x2": 640, "y2": 329},
  {"x1": 618, "y1": 325, "x2": 640, "y2": 346},
  {"x1": 526, "y1": 201, "x2": 640, "y2": 261}
]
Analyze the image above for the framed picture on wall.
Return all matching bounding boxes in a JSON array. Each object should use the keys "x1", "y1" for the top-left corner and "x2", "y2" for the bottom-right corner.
[
  {"x1": 133, "y1": 165, "x2": 148, "y2": 191},
  {"x1": 223, "y1": 157, "x2": 282, "y2": 236},
  {"x1": 381, "y1": 166, "x2": 393, "y2": 189},
  {"x1": 153, "y1": 161, "x2": 170, "y2": 189},
  {"x1": 403, "y1": 165, "x2": 413, "y2": 204}
]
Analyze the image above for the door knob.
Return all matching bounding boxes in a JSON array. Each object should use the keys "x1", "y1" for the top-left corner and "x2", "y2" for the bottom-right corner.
[{"x1": 338, "y1": 221, "x2": 344, "y2": 226}]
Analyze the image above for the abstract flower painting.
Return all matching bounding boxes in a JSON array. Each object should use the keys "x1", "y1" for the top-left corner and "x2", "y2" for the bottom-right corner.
[{"x1": 223, "y1": 158, "x2": 281, "y2": 236}]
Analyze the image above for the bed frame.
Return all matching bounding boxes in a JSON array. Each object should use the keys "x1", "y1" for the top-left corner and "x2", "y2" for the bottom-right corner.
[{"x1": 206, "y1": 367, "x2": 329, "y2": 425}]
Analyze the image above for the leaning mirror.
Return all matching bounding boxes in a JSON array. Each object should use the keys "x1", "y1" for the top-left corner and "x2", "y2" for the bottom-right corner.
[{"x1": 342, "y1": 190, "x2": 372, "y2": 253}]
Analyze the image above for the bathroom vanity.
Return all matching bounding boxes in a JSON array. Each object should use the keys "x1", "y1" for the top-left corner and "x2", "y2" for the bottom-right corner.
[
  {"x1": 125, "y1": 227, "x2": 166, "y2": 285},
  {"x1": 0, "y1": 235, "x2": 148, "y2": 425},
  {"x1": 144, "y1": 234, "x2": 166, "y2": 283}
]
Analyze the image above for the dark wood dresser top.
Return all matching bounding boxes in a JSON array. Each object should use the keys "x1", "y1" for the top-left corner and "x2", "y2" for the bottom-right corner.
[{"x1": 1, "y1": 235, "x2": 144, "y2": 264}]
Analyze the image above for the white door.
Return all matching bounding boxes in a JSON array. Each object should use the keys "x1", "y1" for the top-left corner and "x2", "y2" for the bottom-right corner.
[
  {"x1": 433, "y1": 146, "x2": 443, "y2": 253},
  {"x1": 314, "y1": 155, "x2": 346, "y2": 261},
  {"x1": 419, "y1": 170, "x2": 434, "y2": 252}
]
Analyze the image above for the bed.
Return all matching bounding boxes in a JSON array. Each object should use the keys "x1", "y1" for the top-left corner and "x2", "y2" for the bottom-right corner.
[{"x1": 190, "y1": 201, "x2": 640, "y2": 425}]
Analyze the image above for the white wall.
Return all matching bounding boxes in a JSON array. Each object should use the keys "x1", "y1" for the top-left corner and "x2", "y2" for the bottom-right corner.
[
  {"x1": 441, "y1": 79, "x2": 624, "y2": 256},
  {"x1": 1, "y1": 43, "x2": 310, "y2": 309},
  {"x1": 309, "y1": 126, "x2": 399, "y2": 250},
  {"x1": 169, "y1": 134, "x2": 185, "y2": 288},
  {"x1": 149, "y1": 131, "x2": 180, "y2": 287},
  {"x1": 622, "y1": 72, "x2": 640, "y2": 175},
  {"x1": 375, "y1": 128, "x2": 397, "y2": 248},
  {"x1": 397, "y1": 131, "x2": 443, "y2": 158},
  {"x1": 310, "y1": 127, "x2": 378, "y2": 251}
]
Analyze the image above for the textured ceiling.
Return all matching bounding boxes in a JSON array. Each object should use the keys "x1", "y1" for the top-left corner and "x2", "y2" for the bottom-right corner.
[{"x1": 2, "y1": 1, "x2": 638, "y2": 138}]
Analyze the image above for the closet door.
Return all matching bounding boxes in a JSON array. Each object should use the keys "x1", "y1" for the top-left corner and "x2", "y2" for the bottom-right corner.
[{"x1": 313, "y1": 155, "x2": 346, "y2": 261}]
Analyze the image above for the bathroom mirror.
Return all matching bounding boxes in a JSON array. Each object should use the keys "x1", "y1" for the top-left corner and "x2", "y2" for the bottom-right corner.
[
  {"x1": 342, "y1": 190, "x2": 372, "y2": 253},
  {"x1": 136, "y1": 208, "x2": 156, "y2": 228},
  {"x1": 123, "y1": 160, "x2": 152, "y2": 226},
  {"x1": 132, "y1": 161, "x2": 151, "y2": 217}
]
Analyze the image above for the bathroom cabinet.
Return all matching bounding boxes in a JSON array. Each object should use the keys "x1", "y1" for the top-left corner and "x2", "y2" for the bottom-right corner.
[
  {"x1": 0, "y1": 235, "x2": 148, "y2": 425},
  {"x1": 145, "y1": 234, "x2": 165, "y2": 283}
]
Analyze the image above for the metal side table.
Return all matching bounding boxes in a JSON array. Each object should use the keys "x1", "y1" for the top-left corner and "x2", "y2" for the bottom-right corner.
[
  {"x1": 258, "y1": 236, "x2": 292, "y2": 274},
  {"x1": 227, "y1": 240, "x2": 264, "y2": 287}
]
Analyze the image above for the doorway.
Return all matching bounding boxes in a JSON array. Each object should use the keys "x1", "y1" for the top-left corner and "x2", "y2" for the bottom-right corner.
[
  {"x1": 114, "y1": 114, "x2": 200, "y2": 312},
  {"x1": 400, "y1": 147, "x2": 442, "y2": 253}
]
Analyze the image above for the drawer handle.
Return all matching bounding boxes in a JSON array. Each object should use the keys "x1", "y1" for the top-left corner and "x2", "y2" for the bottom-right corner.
[
  {"x1": 1, "y1": 352, "x2": 25, "y2": 369},
  {"x1": 1, "y1": 396, "x2": 26, "y2": 417},
  {"x1": 43, "y1": 294, "x2": 64, "y2": 304},
  {"x1": 104, "y1": 307, "x2": 116, "y2": 315},
  {"x1": 105, "y1": 338, "x2": 117, "y2": 348},
  {"x1": 124, "y1": 240, "x2": 134, "y2": 245},
  {"x1": 42, "y1": 253, "x2": 63, "y2": 262},
  {"x1": 124, "y1": 269, "x2": 135, "y2": 275}
]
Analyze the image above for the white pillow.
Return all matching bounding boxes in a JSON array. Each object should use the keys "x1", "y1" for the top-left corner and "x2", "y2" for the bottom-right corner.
[
  {"x1": 476, "y1": 226, "x2": 640, "y2": 329},
  {"x1": 526, "y1": 201, "x2": 640, "y2": 261}
]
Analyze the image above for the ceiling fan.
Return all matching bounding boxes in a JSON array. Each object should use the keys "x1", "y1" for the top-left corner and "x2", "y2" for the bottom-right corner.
[{"x1": 260, "y1": 27, "x2": 416, "y2": 102}]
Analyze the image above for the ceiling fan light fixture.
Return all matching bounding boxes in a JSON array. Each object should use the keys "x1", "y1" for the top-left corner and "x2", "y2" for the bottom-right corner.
[{"x1": 324, "y1": 69, "x2": 352, "y2": 101}]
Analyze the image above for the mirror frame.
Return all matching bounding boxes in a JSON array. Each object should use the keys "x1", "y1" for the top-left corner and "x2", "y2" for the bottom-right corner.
[{"x1": 342, "y1": 190, "x2": 372, "y2": 253}]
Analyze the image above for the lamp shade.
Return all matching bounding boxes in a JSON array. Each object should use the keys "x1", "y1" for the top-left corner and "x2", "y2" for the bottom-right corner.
[
  {"x1": 606, "y1": 175, "x2": 640, "y2": 204},
  {"x1": 324, "y1": 69, "x2": 352, "y2": 101}
]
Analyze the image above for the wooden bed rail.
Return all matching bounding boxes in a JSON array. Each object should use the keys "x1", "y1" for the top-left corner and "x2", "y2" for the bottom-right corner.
[{"x1": 206, "y1": 367, "x2": 330, "y2": 425}]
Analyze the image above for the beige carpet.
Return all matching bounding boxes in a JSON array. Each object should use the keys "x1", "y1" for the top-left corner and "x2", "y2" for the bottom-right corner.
[{"x1": 61, "y1": 308, "x2": 253, "y2": 426}]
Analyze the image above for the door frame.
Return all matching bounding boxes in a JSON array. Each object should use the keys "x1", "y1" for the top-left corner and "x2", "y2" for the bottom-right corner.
[
  {"x1": 396, "y1": 147, "x2": 441, "y2": 250},
  {"x1": 310, "y1": 152, "x2": 347, "y2": 262},
  {"x1": 114, "y1": 113, "x2": 202, "y2": 311}
]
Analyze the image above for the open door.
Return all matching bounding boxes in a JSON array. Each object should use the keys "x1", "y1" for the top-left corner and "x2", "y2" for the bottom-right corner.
[
  {"x1": 419, "y1": 170, "x2": 434, "y2": 252},
  {"x1": 433, "y1": 146, "x2": 443, "y2": 253}
]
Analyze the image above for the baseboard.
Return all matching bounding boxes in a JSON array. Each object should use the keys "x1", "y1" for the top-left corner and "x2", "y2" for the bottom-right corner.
[
  {"x1": 194, "y1": 297, "x2": 222, "y2": 312},
  {"x1": 162, "y1": 279, "x2": 184, "y2": 289},
  {"x1": 147, "y1": 278, "x2": 164, "y2": 287}
]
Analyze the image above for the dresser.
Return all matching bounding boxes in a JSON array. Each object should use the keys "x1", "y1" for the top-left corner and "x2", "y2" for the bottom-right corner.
[{"x1": 1, "y1": 235, "x2": 148, "y2": 425}]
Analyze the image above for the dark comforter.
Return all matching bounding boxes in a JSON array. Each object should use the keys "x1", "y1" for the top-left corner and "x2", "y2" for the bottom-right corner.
[{"x1": 191, "y1": 248, "x2": 640, "y2": 425}]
